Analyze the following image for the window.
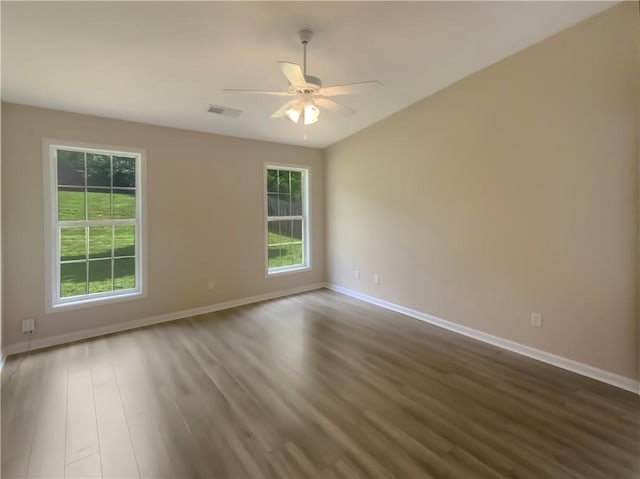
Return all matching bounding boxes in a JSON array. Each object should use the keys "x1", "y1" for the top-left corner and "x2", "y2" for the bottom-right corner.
[
  {"x1": 44, "y1": 141, "x2": 145, "y2": 310},
  {"x1": 266, "y1": 165, "x2": 310, "y2": 275}
]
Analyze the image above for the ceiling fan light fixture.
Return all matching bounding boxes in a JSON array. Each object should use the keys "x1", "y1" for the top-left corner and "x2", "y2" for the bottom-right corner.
[
  {"x1": 303, "y1": 103, "x2": 319, "y2": 125},
  {"x1": 285, "y1": 104, "x2": 303, "y2": 123}
]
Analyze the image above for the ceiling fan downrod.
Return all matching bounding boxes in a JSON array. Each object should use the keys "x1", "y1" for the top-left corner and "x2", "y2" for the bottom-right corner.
[
  {"x1": 298, "y1": 29, "x2": 313, "y2": 77},
  {"x1": 303, "y1": 40, "x2": 307, "y2": 76}
]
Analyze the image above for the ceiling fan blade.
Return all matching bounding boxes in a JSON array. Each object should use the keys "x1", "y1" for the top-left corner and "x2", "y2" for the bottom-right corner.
[
  {"x1": 223, "y1": 89, "x2": 294, "y2": 97},
  {"x1": 319, "y1": 80, "x2": 383, "y2": 96},
  {"x1": 315, "y1": 97, "x2": 356, "y2": 116},
  {"x1": 270, "y1": 99, "x2": 300, "y2": 119},
  {"x1": 278, "y1": 61, "x2": 306, "y2": 87}
]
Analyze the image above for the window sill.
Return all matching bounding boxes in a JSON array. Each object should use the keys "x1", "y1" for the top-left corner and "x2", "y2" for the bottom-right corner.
[
  {"x1": 47, "y1": 290, "x2": 145, "y2": 314},
  {"x1": 267, "y1": 265, "x2": 311, "y2": 277}
]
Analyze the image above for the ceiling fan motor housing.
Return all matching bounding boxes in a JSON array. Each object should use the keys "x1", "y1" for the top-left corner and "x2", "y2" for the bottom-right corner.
[
  {"x1": 287, "y1": 75, "x2": 322, "y2": 95},
  {"x1": 298, "y1": 29, "x2": 313, "y2": 43},
  {"x1": 304, "y1": 75, "x2": 322, "y2": 87}
]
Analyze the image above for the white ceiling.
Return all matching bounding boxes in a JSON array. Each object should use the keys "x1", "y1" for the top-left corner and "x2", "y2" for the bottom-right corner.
[{"x1": 2, "y1": 1, "x2": 615, "y2": 148}]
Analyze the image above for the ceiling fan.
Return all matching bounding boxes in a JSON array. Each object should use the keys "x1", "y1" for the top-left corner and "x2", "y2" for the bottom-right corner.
[{"x1": 224, "y1": 30, "x2": 383, "y2": 126}]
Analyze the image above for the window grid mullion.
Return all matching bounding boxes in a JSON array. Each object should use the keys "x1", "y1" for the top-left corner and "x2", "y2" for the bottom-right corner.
[
  {"x1": 83, "y1": 151, "x2": 89, "y2": 295},
  {"x1": 110, "y1": 155, "x2": 115, "y2": 292},
  {"x1": 110, "y1": 154, "x2": 114, "y2": 232},
  {"x1": 267, "y1": 216, "x2": 303, "y2": 221},
  {"x1": 288, "y1": 171, "x2": 292, "y2": 217},
  {"x1": 60, "y1": 255, "x2": 136, "y2": 264},
  {"x1": 58, "y1": 219, "x2": 136, "y2": 227},
  {"x1": 111, "y1": 224, "x2": 115, "y2": 290},
  {"x1": 109, "y1": 155, "x2": 115, "y2": 291},
  {"x1": 85, "y1": 226, "x2": 89, "y2": 295}
]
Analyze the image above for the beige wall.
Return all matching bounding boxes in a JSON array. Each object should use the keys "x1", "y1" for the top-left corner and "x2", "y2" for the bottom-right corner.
[
  {"x1": 2, "y1": 103, "x2": 324, "y2": 347},
  {"x1": 326, "y1": 3, "x2": 639, "y2": 380},
  {"x1": 0, "y1": 91, "x2": 3, "y2": 366}
]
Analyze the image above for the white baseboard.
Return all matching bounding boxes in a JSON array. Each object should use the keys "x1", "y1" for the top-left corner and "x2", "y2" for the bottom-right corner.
[
  {"x1": 326, "y1": 283, "x2": 639, "y2": 394},
  {"x1": 3, "y1": 283, "x2": 325, "y2": 356},
  {"x1": 6, "y1": 282, "x2": 637, "y2": 394}
]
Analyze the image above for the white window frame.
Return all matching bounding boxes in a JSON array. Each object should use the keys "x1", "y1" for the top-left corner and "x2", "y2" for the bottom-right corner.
[
  {"x1": 43, "y1": 139, "x2": 147, "y2": 312},
  {"x1": 264, "y1": 163, "x2": 311, "y2": 276}
]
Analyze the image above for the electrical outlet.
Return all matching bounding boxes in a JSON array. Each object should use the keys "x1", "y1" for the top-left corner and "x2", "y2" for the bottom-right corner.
[
  {"x1": 531, "y1": 313, "x2": 543, "y2": 328},
  {"x1": 22, "y1": 318, "x2": 35, "y2": 334},
  {"x1": 207, "y1": 280, "x2": 215, "y2": 290},
  {"x1": 373, "y1": 273, "x2": 380, "y2": 285},
  {"x1": 354, "y1": 270, "x2": 360, "y2": 280}
]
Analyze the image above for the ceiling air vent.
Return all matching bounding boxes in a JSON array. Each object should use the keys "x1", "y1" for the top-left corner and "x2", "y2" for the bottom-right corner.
[{"x1": 208, "y1": 105, "x2": 242, "y2": 118}]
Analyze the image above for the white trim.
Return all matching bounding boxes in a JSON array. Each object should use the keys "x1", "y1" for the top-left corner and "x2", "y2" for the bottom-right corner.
[
  {"x1": 3, "y1": 283, "x2": 325, "y2": 356},
  {"x1": 326, "y1": 283, "x2": 640, "y2": 394},
  {"x1": 42, "y1": 139, "x2": 148, "y2": 313},
  {"x1": 267, "y1": 265, "x2": 311, "y2": 277},
  {"x1": 264, "y1": 163, "x2": 311, "y2": 277},
  {"x1": 49, "y1": 290, "x2": 145, "y2": 313}
]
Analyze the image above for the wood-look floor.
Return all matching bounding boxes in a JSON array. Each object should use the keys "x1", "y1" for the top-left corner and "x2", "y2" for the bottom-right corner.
[{"x1": 2, "y1": 289, "x2": 638, "y2": 478}]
